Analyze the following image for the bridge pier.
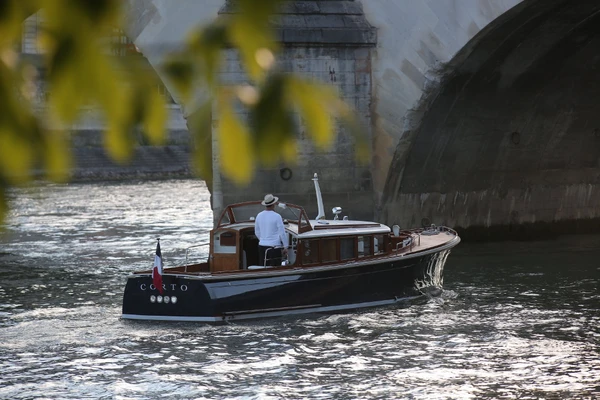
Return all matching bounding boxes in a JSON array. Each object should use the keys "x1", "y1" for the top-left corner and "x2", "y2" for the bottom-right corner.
[{"x1": 209, "y1": 2, "x2": 377, "y2": 221}]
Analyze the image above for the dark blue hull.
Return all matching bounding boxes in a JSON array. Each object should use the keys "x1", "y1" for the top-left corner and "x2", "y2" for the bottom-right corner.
[{"x1": 122, "y1": 249, "x2": 452, "y2": 322}]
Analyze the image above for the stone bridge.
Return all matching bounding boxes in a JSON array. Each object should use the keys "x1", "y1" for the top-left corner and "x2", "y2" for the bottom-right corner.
[{"x1": 124, "y1": 0, "x2": 600, "y2": 239}]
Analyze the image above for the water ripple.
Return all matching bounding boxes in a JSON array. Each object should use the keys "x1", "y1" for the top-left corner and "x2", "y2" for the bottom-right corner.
[{"x1": 1, "y1": 180, "x2": 599, "y2": 399}]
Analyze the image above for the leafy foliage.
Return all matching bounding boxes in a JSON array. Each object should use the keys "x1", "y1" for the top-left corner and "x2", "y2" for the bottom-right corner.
[
  {"x1": 163, "y1": 0, "x2": 368, "y2": 185},
  {"x1": 0, "y1": 0, "x2": 368, "y2": 224}
]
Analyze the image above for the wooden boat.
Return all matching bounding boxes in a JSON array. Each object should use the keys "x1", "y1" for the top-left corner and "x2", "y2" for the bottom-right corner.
[{"x1": 121, "y1": 174, "x2": 460, "y2": 322}]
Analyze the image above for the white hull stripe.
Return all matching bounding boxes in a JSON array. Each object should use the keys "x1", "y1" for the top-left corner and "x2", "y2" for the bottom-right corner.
[{"x1": 121, "y1": 295, "x2": 423, "y2": 322}]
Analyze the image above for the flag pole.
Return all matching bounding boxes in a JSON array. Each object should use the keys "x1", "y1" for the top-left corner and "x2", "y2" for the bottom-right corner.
[{"x1": 153, "y1": 238, "x2": 164, "y2": 294}]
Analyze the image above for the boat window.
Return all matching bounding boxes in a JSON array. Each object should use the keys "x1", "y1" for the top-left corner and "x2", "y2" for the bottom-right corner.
[
  {"x1": 358, "y1": 236, "x2": 372, "y2": 257},
  {"x1": 217, "y1": 210, "x2": 231, "y2": 226},
  {"x1": 223, "y1": 213, "x2": 231, "y2": 225},
  {"x1": 214, "y1": 231, "x2": 237, "y2": 254},
  {"x1": 301, "y1": 239, "x2": 319, "y2": 264},
  {"x1": 231, "y1": 204, "x2": 264, "y2": 222},
  {"x1": 219, "y1": 232, "x2": 236, "y2": 246},
  {"x1": 340, "y1": 237, "x2": 355, "y2": 260},
  {"x1": 299, "y1": 214, "x2": 310, "y2": 230},
  {"x1": 321, "y1": 238, "x2": 337, "y2": 262},
  {"x1": 374, "y1": 234, "x2": 385, "y2": 254}
]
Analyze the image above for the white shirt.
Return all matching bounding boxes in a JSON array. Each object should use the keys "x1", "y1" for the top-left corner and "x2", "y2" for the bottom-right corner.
[{"x1": 255, "y1": 209, "x2": 289, "y2": 248}]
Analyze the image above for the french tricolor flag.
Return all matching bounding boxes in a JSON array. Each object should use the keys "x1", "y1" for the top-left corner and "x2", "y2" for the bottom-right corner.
[{"x1": 152, "y1": 239, "x2": 164, "y2": 294}]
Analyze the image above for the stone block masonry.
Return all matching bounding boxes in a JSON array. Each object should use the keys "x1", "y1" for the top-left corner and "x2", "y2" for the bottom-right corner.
[
  {"x1": 66, "y1": 106, "x2": 193, "y2": 182},
  {"x1": 213, "y1": 0, "x2": 377, "y2": 221},
  {"x1": 69, "y1": 132, "x2": 192, "y2": 181},
  {"x1": 215, "y1": 44, "x2": 375, "y2": 221}
]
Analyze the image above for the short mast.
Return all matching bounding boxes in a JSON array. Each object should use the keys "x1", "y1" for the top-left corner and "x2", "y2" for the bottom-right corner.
[{"x1": 312, "y1": 173, "x2": 325, "y2": 220}]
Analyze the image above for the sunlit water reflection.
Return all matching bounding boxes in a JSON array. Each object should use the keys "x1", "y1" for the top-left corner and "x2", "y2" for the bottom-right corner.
[{"x1": 1, "y1": 180, "x2": 599, "y2": 399}]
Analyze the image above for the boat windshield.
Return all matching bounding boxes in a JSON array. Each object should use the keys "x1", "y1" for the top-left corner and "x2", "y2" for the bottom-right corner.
[{"x1": 218, "y1": 201, "x2": 311, "y2": 230}]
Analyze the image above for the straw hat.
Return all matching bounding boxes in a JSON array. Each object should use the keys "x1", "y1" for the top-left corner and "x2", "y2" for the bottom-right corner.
[{"x1": 261, "y1": 194, "x2": 279, "y2": 206}]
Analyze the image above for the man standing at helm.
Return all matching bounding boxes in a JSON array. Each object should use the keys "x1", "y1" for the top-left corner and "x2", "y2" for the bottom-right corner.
[{"x1": 255, "y1": 194, "x2": 289, "y2": 266}]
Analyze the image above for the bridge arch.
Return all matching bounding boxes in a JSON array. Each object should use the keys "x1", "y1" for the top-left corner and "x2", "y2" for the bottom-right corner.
[{"x1": 381, "y1": 0, "x2": 600, "y2": 238}]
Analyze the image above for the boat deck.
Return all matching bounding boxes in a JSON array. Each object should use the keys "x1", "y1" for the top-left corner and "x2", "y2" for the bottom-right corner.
[{"x1": 414, "y1": 231, "x2": 458, "y2": 251}]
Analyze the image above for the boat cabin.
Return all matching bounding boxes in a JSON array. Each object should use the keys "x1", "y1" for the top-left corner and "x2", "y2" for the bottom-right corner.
[{"x1": 207, "y1": 201, "x2": 416, "y2": 273}]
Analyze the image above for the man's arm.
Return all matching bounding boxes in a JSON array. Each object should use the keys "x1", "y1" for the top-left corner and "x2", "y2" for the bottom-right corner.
[
  {"x1": 255, "y1": 214, "x2": 261, "y2": 240},
  {"x1": 277, "y1": 217, "x2": 289, "y2": 252}
]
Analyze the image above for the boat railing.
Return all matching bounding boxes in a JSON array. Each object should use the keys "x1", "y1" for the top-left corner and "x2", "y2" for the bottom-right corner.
[
  {"x1": 264, "y1": 245, "x2": 289, "y2": 266},
  {"x1": 393, "y1": 232, "x2": 420, "y2": 252},
  {"x1": 437, "y1": 226, "x2": 458, "y2": 236},
  {"x1": 185, "y1": 243, "x2": 210, "y2": 264},
  {"x1": 418, "y1": 225, "x2": 458, "y2": 237},
  {"x1": 413, "y1": 233, "x2": 421, "y2": 247}
]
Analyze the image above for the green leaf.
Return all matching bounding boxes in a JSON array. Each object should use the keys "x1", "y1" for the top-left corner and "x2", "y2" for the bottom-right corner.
[
  {"x1": 43, "y1": 129, "x2": 72, "y2": 182},
  {"x1": 105, "y1": 121, "x2": 134, "y2": 163},
  {"x1": 162, "y1": 57, "x2": 195, "y2": 104},
  {"x1": 142, "y1": 87, "x2": 167, "y2": 145},
  {"x1": 0, "y1": 127, "x2": 34, "y2": 184},
  {"x1": 280, "y1": 137, "x2": 297, "y2": 164},
  {"x1": 0, "y1": 0, "x2": 39, "y2": 48},
  {"x1": 218, "y1": 100, "x2": 254, "y2": 184},
  {"x1": 0, "y1": 183, "x2": 6, "y2": 226},
  {"x1": 188, "y1": 101, "x2": 213, "y2": 182},
  {"x1": 186, "y1": 23, "x2": 228, "y2": 89},
  {"x1": 288, "y1": 78, "x2": 334, "y2": 150},
  {"x1": 45, "y1": 34, "x2": 84, "y2": 121},
  {"x1": 250, "y1": 73, "x2": 296, "y2": 166},
  {"x1": 93, "y1": 55, "x2": 126, "y2": 121},
  {"x1": 42, "y1": 0, "x2": 120, "y2": 34},
  {"x1": 229, "y1": 18, "x2": 277, "y2": 82},
  {"x1": 68, "y1": 0, "x2": 120, "y2": 27},
  {"x1": 237, "y1": 0, "x2": 281, "y2": 22}
]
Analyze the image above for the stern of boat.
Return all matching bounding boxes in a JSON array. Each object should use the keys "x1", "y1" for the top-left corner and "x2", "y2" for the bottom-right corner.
[{"x1": 121, "y1": 274, "x2": 215, "y2": 322}]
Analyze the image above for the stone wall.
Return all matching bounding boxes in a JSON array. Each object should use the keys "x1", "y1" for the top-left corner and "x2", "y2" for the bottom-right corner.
[{"x1": 67, "y1": 106, "x2": 192, "y2": 181}]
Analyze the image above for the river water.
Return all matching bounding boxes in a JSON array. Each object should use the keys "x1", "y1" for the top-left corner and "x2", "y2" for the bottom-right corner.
[{"x1": 0, "y1": 179, "x2": 598, "y2": 399}]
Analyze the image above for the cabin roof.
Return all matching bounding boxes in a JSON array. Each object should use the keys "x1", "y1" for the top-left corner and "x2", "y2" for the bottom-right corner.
[{"x1": 302, "y1": 220, "x2": 390, "y2": 238}]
